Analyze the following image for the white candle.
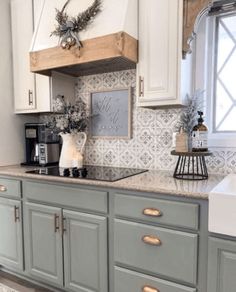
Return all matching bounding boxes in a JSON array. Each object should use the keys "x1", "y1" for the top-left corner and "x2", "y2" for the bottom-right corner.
[{"x1": 72, "y1": 154, "x2": 83, "y2": 168}]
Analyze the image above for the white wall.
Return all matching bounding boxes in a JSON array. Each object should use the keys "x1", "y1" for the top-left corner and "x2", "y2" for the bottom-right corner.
[{"x1": 0, "y1": 0, "x2": 36, "y2": 166}]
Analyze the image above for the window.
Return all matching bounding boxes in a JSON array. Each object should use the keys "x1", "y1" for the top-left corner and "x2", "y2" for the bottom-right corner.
[
  {"x1": 213, "y1": 13, "x2": 236, "y2": 133},
  {"x1": 194, "y1": 4, "x2": 236, "y2": 148}
]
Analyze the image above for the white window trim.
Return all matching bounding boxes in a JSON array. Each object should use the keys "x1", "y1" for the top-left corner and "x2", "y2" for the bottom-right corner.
[{"x1": 194, "y1": 12, "x2": 236, "y2": 149}]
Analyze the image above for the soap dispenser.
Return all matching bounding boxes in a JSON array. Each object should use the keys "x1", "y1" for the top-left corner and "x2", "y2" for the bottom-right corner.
[{"x1": 192, "y1": 111, "x2": 208, "y2": 152}]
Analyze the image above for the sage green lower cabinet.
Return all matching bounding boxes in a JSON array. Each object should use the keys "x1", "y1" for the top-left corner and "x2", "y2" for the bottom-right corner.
[
  {"x1": 63, "y1": 210, "x2": 108, "y2": 292},
  {"x1": 114, "y1": 266, "x2": 197, "y2": 292},
  {"x1": 24, "y1": 202, "x2": 63, "y2": 286},
  {"x1": 24, "y1": 202, "x2": 108, "y2": 292},
  {"x1": 0, "y1": 177, "x2": 211, "y2": 292},
  {"x1": 208, "y1": 237, "x2": 236, "y2": 292},
  {"x1": 0, "y1": 197, "x2": 23, "y2": 271}
]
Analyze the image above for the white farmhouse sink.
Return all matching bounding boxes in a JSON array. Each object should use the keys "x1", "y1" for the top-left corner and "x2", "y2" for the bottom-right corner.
[{"x1": 209, "y1": 174, "x2": 236, "y2": 237}]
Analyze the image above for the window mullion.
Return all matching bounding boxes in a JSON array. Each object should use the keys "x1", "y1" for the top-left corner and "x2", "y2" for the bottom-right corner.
[
  {"x1": 218, "y1": 77, "x2": 235, "y2": 102},
  {"x1": 214, "y1": 104, "x2": 234, "y2": 132},
  {"x1": 219, "y1": 18, "x2": 236, "y2": 44}
]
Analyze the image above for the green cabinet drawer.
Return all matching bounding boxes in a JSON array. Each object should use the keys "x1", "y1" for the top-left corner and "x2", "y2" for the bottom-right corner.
[
  {"x1": 23, "y1": 181, "x2": 108, "y2": 213},
  {"x1": 115, "y1": 267, "x2": 197, "y2": 292},
  {"x1": 0, "y1": 177, "x2": 21, "y2": 198},
  {"x1": 114, "y1": 219, "x2": 198, "y2": 285},
  {"x1": 114, "y1": 193, "x2": 199, "y2": 230}
]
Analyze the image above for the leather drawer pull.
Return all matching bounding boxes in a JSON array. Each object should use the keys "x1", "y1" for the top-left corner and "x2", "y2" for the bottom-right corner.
[
  {"x1": 142, "y1": 235, "x2": 162, "y2": 246},
  {"x1": 0, "y1": 185, "x2": 7, "y2": 192},
  {"x1": 143, "y1": 285, "x2": 160, "y2": 292},
  {"x1": 143, "y1": 208, "x2": 162, "y2": 217}
]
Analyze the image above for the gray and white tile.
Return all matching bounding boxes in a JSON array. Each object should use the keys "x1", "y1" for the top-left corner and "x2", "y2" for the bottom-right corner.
[{"x1": 41, "y1": 69, "x2": 236, "y2": 175}]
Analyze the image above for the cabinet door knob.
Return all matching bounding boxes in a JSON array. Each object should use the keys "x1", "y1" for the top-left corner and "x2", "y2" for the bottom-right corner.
[
  {"x1": 0, "y1": 185, "x2": 7, "y2": 192},
  {"x1": 14, "y1": 206, "x2": 20, "y2": 222},
  {"x1": 143, "y1": 208, "x2": 162, "y2": 217},
  {"x1": 54, "y1": 214, "x2": 60, "y2": 233},
  {"x1": 142, "y1": 235, "x2": 162, "y2": 246},
  {"x1": 143, "y1": 285, "x2": 159, "y2": 292}
]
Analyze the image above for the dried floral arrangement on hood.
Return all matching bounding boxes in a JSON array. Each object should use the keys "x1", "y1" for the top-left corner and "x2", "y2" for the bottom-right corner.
[
  {"x1": 51, "y1": 0, "x2": 102, "y2": 49},
  {"x1": 48, "y1": 95, "x2": 89, "y2": 134}
]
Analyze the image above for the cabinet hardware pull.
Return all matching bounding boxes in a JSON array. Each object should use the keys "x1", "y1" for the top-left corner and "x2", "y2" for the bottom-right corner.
[
  {"x1": 142, "y1": 235, "x2": 161, "y2": 246},
  {"x1": 14, "y1": 206, "x2": 20, "y2": 222},
  {"x1": 142, "y1": 285, "x2": 159, "y2": 292},
  {"x1": 143, "y1": 208, "x2": 162, "y2": 217},
  {"x1": 28, "y1": 90, "x2": 33, "y2": 106},
  {"x1": 139, "y1": 76, "x2": 144, "y2": 97},
  {"x1": 62, "y1": 217, "x2": 67, "y2": 234},
  {"x1": 54, "y1": 214, "x2": 60, "y2": 233},
  {"x1": 0, "y1": 185, "x2": 7, "y2": 192}
]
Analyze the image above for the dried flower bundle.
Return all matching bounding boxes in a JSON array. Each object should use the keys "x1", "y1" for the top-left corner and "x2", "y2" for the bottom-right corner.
[{"x1": 48, "y1": 95, "x2": 89, "y2": 134}]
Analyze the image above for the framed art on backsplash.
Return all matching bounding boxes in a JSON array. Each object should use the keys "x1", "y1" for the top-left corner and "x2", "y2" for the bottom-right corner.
[{"x1": 90, "y1": 88, "x2": 132, "y2": 139}]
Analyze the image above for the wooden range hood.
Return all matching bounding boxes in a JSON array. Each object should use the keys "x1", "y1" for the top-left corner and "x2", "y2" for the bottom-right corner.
[
  {"x1": 30, "y1": 0, "x2": 138, "y2": 77},
  {"x1": 30, "y1": 31, "x2": 138, "y2": 77}
]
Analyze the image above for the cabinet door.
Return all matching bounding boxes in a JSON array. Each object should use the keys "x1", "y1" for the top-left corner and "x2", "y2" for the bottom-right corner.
[
  {"x1": 11, "y1": 0, "x2": 36, "y2": 112},
  {"x1": 0, "y1": 198, "x2": 23, "y2": 271},
  {"x1": 11, "y1": 0, "x2": 54, "y2": 113},
  {"x1": 24, "y1": 202, "x2": 63, "y2": 286},
  {"x1": 208, "y1": 237, "x2": 236, "y2": 292},
  {"x1": 137, "y1": 0, "x2": 183, "y2": 107},
  {"x1": 63, "y1": 210, "x2": 108, "y2": 292}
]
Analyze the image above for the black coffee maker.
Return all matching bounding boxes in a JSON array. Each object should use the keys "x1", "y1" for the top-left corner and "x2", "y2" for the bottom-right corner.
[
  {"x1": 23, "y1": 123, "x2": 60, "y2": 166},
  {"x1": 24, "y1": 123, "x2": 45, "y2": 165}
]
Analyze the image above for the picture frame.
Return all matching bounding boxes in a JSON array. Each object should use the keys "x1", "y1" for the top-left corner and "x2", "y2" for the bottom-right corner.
[{"x1": 90, "y1": 87, "x2": 132, "y2": 139}]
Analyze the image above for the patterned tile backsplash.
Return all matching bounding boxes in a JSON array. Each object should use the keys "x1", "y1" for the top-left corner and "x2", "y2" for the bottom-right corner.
[{"x1": 41, "y1": 69, "x2": 236, "y2": 175}]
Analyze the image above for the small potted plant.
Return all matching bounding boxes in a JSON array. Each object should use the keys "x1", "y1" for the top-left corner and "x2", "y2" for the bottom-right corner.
[{"x1": 176, "y1": 90, "x2": 204, "y2": 151}]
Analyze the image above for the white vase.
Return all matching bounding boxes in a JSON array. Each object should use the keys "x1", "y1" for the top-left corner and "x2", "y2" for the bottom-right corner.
[{"x1": 59, "y1": 132, "x2": 87, "y2": 168}]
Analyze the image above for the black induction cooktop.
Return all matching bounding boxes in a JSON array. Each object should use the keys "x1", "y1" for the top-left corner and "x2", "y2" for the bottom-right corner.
[{"x1": 26, "y1": 165, "x2": 148, "y2": 182}]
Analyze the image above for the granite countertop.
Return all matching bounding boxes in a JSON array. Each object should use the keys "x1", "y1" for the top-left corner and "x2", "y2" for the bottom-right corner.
[{"x1": 0, "y1": 165, "x2": 224, "y2": 200}]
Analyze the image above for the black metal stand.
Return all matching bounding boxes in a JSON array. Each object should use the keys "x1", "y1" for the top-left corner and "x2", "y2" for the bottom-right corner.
[{"x1": 171, "y1": 150, "x2": 212, "y2": 180}]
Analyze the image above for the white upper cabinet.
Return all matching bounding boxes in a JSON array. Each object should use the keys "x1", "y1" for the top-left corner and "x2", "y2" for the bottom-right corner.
[
  {"x1": 11, "y1": 0, "x2": 75, "y2": 114},
  {"x1": 137, "y1": 0, "x2": 191, "y2": 107},
  {"x1": 11, "y1": 0, "x2": 35, "y2": 112}
]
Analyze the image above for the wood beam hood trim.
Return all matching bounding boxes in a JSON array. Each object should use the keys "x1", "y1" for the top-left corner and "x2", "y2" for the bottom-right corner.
[
  {"x1": 183, "y1": 0, "x2": 213, "y2": 58},
  {"x1": 30, "y1": 32, "x2": 138, "y2": 77}
]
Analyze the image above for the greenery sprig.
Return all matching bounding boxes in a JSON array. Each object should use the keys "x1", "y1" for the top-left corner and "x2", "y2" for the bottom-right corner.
[
  {"x1": 179, "y1": 90, "x2": 205, "y2": 135},
  {"x1": 51, "y1": 0, "x2": 102, "y2": 49}
]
